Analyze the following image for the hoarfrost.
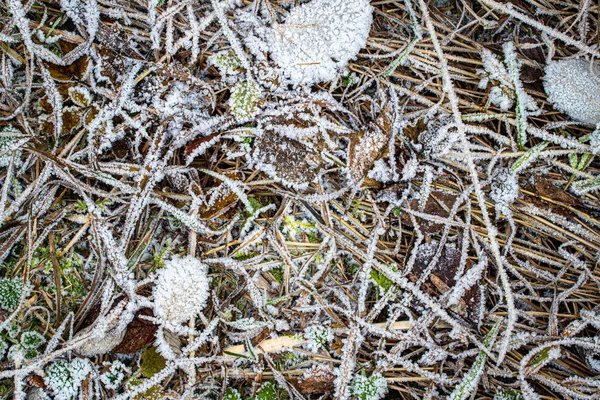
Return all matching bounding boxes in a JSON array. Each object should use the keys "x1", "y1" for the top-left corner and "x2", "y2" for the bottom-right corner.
[
  {"x1": 268, "y1": 0, "x2": 373, "y2": 85},
  {"x1": 544, "y1": 59, "x2": 600, "y2": 124},
  {"x1": 153, "y1": 256, "x2": 210, "y2": 324}
]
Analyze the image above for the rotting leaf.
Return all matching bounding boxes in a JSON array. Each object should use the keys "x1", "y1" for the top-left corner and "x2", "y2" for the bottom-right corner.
[
  {"x1": 401, "y1": 190, "x2": 457, "y2": 235},
  {"x1": 533, "y1": 178, "x2": 581, "y2": 206},
  {"x1": 412, "y1": 242, "x2": 482, "y2": 324}
]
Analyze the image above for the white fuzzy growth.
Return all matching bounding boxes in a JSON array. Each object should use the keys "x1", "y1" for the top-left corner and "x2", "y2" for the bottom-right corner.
[
  {"x1": 268, "y1": 0, "x2": 373, "y2": 85},
  {"x1": 543, "y1": 59, "x2": 600, "y2": 124},
  {"x1": 153, "y1": 256, "x2": 210, "y2": 324}
]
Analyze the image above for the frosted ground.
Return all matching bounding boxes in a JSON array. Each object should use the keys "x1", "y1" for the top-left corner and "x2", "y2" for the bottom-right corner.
[{"x1": 1, "y1": 0, "x2": 600, "y2": 399}]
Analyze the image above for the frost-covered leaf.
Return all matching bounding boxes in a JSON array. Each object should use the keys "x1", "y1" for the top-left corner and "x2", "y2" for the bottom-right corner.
[
  {"x1": 253, "y1": 381, "x2": 288, "y2": 400},
  {"x1": 112, "y1": 308, "x2": 158, "y2": 354},
  {"x1": 100, "y1": 360, "x2": 130, "y2": 390},
  {"x1": 268, "y1": 0, "x2": 373, "y2": 85},
  {"x1": 230, "y1": 81, "x2": 261, "y2": 121},
  {"x1": 348, "y1": 120, "x2": 391, "y2": 183},
  {"x1": 226, "y1": 317, "x2": 271, "y2": 331},
  {"x1": 511, "y1": 141, "x2": 549, "y2": 174},
  {"x1": 490, "y1": 168, "x2": 519, "y2": 206},
  {"x1": 292, "y1": 364, "x2": 335, "y2": 395},
  {"x1": 494, "y1": 389, "x2": 523, "y2": 400},
  {"x1": 140, "y1": 347, "x2": 166, "y2": 378},
  {"x1": 209, "y1": 50, "x2": 243, "y2": 75},
  {"x1": 252, "y1": 128, "x2": 325, "y2": 190},
  {"x1": 449, "y1": 320, "x2": 501, "y2": 400},
  {"x1": 68, "y1": 86, "x2": 92, "y2": 107},
  {"x1": 45, "y1": 358, "x2": 92, "y2": 400},
  {"x1": 0, "y1": 277, "x2": 29, "y2": 311},
  {"x1": 153, "y1": 256, "x2": 210, "y2": 324},
  {"x1": 0, "y1": 125, "x2": 27, "y2": 167},
  {"x1": 224, "y1": 388, "x2": 242, "y2": 400},
  {"x1": 350, "y1": 373, "x2": 388, "y2": 400},
  {"x1": 571, "y1": 174, "x2": 600, "y2": 195},
  {"x1": 543, "y1": 59, "x2": 600, "y2": 124},
  {"x1": 304, "y1": 325, "x2": 333, "y2": 352},
  {"x1": 20, "y1": 331, "x2": 46, "y2": 349}
]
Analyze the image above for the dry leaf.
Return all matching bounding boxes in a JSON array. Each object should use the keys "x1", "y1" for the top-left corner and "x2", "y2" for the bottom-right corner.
[
  {"x1": 113, "y1": 308, "x2": 158, "y2": 354},
  {"x1": 253, "y1": 129, "x2": 324, "y2": 190}
]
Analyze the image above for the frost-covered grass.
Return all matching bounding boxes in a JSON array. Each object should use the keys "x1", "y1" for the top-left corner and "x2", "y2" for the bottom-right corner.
[{"x1": 1, "y1": 0, "x2": 600, "y2": 399}]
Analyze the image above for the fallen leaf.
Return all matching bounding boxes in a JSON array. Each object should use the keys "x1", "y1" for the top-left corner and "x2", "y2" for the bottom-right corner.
[
  {"x1": 253, "y1": 128, "x2": 324, "y2": 190},
  {"x1": 348, "y1": 113, "x2": 391, "y2": 183},
  {"x1": 411, "y1": 243, "x2": 482, "y2": 324},
  {"x1": 291, "y1": 365, "x2": 335, "y2": 395},
  {"x1": 113, "y1": 308, "x2": 158, "y2": 354}
]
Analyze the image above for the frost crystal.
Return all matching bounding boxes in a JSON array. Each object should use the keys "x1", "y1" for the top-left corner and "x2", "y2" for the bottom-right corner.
[
  {"x1": 100, "y1": 360, "x2": 130, "y2": 390},
  {"x1": 268, "y1": 0, "x2": 373, "y2": 85},
  {"x1": 209, "y1": 50, "x2": 243, "y2": 76},
  {"x1": 304, "y1": 324, "x2": 333, "y2": 352},
  {"x1": 350, "y1": 373, "x2": 388, "y2": 400},
  {"x1": 490, "y1": 168, "x2": 519, "y2": 206},
  {"x1": 45, "y1": 358, "x2": 92, "y2": 400},
  {"x1": 543, "y1": 59, "x2": 600, "y2": 124},
  {"x1": 0, "y1": 277, "x2": 29, "y2": 312},
  {"x1": 153, "y1": 256, "x2": 210, "y2": 324},
  {"x1": 0, "y1": 125, "x2": 24, "y2": 167},
  {"x1": 229, "y1": 81, "x2": 261, "y2": 121}
]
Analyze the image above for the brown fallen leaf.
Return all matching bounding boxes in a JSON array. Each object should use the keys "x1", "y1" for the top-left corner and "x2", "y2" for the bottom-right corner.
[
  {"x1": 253, "y1": 129, "x2": 325, "y2": 190},
  {"x1": 291, "y1": 365, "x2": 336, "y2": 395},
  {"x1": 113, "y1": 308, "x2": 158, "y2": 354},
  {"x1": 411, "y1": 243, "x2": 482, "y2": 324},
  {"x1": 533, "y1": 178, "x2": 582, "y2": 207},
  {"x1": 348, "y1": 112, "x2": 391, "y2": 183},
  {"x1": 401, "y1": 190, "x2": 458, "y2": 235}
]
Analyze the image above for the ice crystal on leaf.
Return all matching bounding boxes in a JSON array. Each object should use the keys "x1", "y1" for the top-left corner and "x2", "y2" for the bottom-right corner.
[
  {"x1": 230, "y1": 81, "x2": 261, "y2": 121},
  {"x1": 268, "y1": 0, "x2": 373, "y2": 85},
  {"x1": 304, "y1": 324, "x2": 333, "y2": 352},
  {"x1": 0, "y1": 277, "x2": 29, "y2": 312},
  {"x1": 153, "y1": 256, "x2": 210, "y2": 324},
  {"x1": 543, "y1": 59, "x2": 600, "y2": 124},
  {"x1": 209, "y1": 50, "x2": 243, "y2": 76},
  {"x1": 100, "y1": 360, "x2": 130, "y2": 390},
  {"x1": 223, "y1": 388, "x2": 242, "y2": 400},
  {"x1": 0, "y1": 125, "x2": 26, "y2": 167},
  {"x1": 490, "y1": 168, "x2": 519, "y2": 206},
  {"x1": 350, "y1": 373, "x2": 388, "y2": 400},
  {"x1": 45, "y1": 358, "x2": 92, "y2": 400}
]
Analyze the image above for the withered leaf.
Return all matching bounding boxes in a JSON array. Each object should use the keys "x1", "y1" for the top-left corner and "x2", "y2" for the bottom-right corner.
[
  {"x1": 291, "y1": 365, "x2": 335, "y2": 395},
  {"x1": 534, "y1": 178, "x2": 582, "y2": 207},
  {"x1": 411, "y1": 243, "x2": 482, "y2": 324},
  {"x1": 253, "y1": 129, "x2": 324, "y2": 190},
  {"x1": 348, "y1": 112, "x2": 391, "y2": 183},
  {"x1": 401, "y1": 190, "x2": 457, "y2": 235},
  {"x1": 113, "y1": 308, "x2": 158, "y2": 354}
]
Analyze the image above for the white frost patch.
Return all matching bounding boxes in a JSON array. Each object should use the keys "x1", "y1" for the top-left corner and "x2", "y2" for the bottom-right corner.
[
  {"x1": 153, "y1": 256, "x2": 210, "y2": 324},
  {"x1": 543, "y1": 59, "x2": 600, "y2": 124},
  {"x1": 304, "y1": 324, "x2": 333, "y2": 352},
  {"x1": 268, "y1": 0, "x2": 373, "y2": 85},
  {"x1": 490, "y1": 167, "x2": 518, "y2": 206},
  {"x1": 350, "y1": 373, "x2": 388, "y2": 400}
]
